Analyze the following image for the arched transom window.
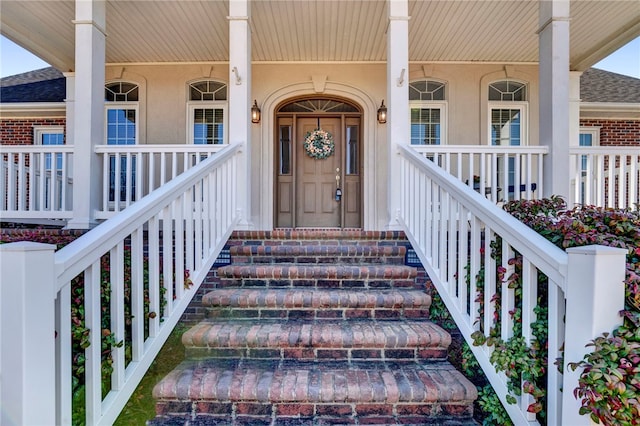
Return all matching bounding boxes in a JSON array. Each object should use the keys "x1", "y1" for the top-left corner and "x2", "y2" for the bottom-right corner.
[
  {"x1": 488, "y1": 80, "x2": 528, "y2": 147},
  {"x1": 104, "y1": 82, "x2": 140, "y2": 202},
  {"x1": 409, "y1": 80, "x2": 447, "y2": 145},
  {"x1": 188, "y1": 80, "x2": 228, "y2": 144}
]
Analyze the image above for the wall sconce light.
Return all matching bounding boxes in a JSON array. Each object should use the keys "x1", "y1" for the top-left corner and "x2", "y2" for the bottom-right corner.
[
  {"x1": 251, "y1": 100, "x2": 261, "y2": 123},
  {"x1": 377, "y1": 100, "x2": 387, "y2": 124}
]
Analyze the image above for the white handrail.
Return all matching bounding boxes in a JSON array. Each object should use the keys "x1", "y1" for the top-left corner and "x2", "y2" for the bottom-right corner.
[
  {"x1": 570, "y1": 146, "x2": 640, "y2": 209},
  {"x1": 399, "y1": 143, "x2": 627, "y2": 424},
  {"x1": 399, "y1": 144, "x2": 565, "y2": 424},
  {"x1": 411, "y1": 145, "x2": 547, "y2": 204},
  {"x1": 53, "y1": 143, "x2": 240, "y2": 425},
  {"x1": 0, "y1": 145, "x2": 74, "y2": 219},
  {"x1": 95, "y1": 144, "x2": 227, "y2": 218}
]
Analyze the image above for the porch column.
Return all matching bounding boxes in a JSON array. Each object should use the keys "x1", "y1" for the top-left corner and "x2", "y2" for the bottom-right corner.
[
  {"x1": 387, "y1": 0, "x2": 410, "y2": 229},
  {"x1": 538, "y1": 0, "x2": 570, "y2": 199},
  {"x1": 63, "y1": 73, "x2": 75, "y2": 147},
  {"x1": 66, "y1": 0, "x2": 105, "y2": 229},
  {"x1": 568, "y1": 71, "x2": 582, "y2": 206},
  {"x1": 228, "y1": 0, "x2": 252, "y2": 228}
]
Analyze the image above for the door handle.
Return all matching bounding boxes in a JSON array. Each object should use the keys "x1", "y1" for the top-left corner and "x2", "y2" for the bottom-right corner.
[{"x1": 335, "y1": 168, "x2": 340, "y2": 188}]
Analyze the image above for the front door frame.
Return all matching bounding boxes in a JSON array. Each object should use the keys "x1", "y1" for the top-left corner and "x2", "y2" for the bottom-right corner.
[
  {"x1": 275, "y1": 101, "x2": 361, "y2": 228},
  {"x1": 258, "y1": 82, "x2": 381, "y2": 231}
]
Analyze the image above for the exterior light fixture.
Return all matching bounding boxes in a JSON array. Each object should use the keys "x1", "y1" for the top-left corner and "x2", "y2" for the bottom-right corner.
[
  {"x1": 377, "y1": 100, "x2": 387, "y2": 124},
  {"x1": 251, "y1": 100, "x2": 261, "y2": 123}
]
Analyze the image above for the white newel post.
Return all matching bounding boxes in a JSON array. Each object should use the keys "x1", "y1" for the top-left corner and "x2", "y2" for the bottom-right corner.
[
  {"x1": 67, "y1": 0, "x2": 106, "y2": 229},
  {"x1": 387, "y1": 0, "x2": 409, "y2": 229},
  {"x1": 562, "y1": 245, "x2": 627, "y2": 425},
  {"x1": 0, "y1": 242, "x2": 57, "y2": 426},
  {"x1": 228, "y1": 0, "x2": 252, "y2": 228},
  {"x1": 538, "y1": 0, "x2": 570, "y2": 200}
]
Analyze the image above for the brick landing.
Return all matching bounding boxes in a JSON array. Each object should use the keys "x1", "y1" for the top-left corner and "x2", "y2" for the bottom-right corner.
[{"x1": 151, "y1": 230, "x2": 476, "y2": 425}]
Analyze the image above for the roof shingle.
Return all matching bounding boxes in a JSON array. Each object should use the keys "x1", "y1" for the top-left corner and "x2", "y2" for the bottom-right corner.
[
  {"x1": 0, "y1": 67, "x2": 65, "y2": 103},
  {"x1": 580, "y1": 68, "x2": 640, "y2": 104}
]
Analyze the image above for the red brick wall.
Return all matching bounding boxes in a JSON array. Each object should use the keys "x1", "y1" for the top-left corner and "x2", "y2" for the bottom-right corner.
[
  {"x1": 580, "y1": 119, "x2": 640, "y2": 146},
  {"x1": 0, "y1": 118, "x2": 66, "y2": 145}
]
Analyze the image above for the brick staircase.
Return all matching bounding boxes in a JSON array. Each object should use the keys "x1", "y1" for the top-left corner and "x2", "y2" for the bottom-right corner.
[{"x1": 151, "y1": 230, "x2": 477, "y2": 425}]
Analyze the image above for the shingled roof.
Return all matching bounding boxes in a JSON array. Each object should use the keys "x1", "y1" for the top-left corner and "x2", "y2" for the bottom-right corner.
[
  {"x1": 0, "y1": 67, "x2": 65, "y2": 103},
  {"x1": 580, "y1": 68, "x2": 640, "y2": 104}
]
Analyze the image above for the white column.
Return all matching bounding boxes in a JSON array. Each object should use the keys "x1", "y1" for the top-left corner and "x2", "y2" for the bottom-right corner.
[
  {"x1": 568, "y1": 71, "x2": 582, "y2": 206},
  {"x1": 67, "y1": 0, "x2": 105, "y2": 229},
  {"x1": 562, "y1": 245, "x2": 627, "y2": 425},
  {"x1": 0, "y1": 242, "x2": 57, "y2": 426},
  {"x1": 387, "y1": 0, "x2": 409, "y2": 229},
  {"x1": 228, "y1": 0, "x2": 252, "y2": 228},
  {"x1": 538, "y1": 0, "x2": 570, "y2": 199}
]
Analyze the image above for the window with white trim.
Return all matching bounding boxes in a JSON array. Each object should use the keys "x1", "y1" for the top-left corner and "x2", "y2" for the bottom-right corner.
[
  {"x1": 409, "y1": 80, "x2": 447, "y2": 145},
  {"x1": 34, "y1": 126, "x2": 64, "y2": 170},
  {"x1": 188, "y1": 80, "x2": 227, "y2": 145},
  {"x1": 105, "y1": 82, "x2": 139, "y2": 202},
  {"x1": 578, "y1": 127, "x2": 601, "y2": 204},
  {"x1": 487, "y1": 80, "x2": 528, "y2": 195},
  {"x1": 488, "y1": 80, "x2": 527, "y2": 147}
]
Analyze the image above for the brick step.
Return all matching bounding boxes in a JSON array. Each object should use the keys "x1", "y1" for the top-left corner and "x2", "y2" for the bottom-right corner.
[
  {"x1": 203, "y1": 288, "x2": 431, "y2": 320},
  {"x1": 229, "y1": 229, "x2": 408, "y2": 241},
  {"x1": 229, "y1": 244, "x2": 407, "y2": 265},
  {"x1": 148, "y1": 416, "x2": 479, "y2": 426},
  {"x1": 216, "y1": 264, "x2": 418, "y2": 290},
  {"x1": 182, "y1": 319, "x2": 450, "y2": 361},
  {"x1": 152, "y1": 360, "x2": 477, "y2": 425}
]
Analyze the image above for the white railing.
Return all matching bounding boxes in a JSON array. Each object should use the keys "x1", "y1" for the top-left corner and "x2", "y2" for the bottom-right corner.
[
  {"x1": 95, "y1": 144, "x2": 227, "y2": 218},
  {"x1": 398, "y1": 144, "x2": 627, "y2": 425},
  {"x1": 411, "y1": 145, "x2": 547, "y2": 204},
  {"x1": 571, "y1": 146, "x2": 640, "y2": 209},
  {"x1": 0, "y1": 146, "x2": 74, "y2": 219},
  {"x1": 1, "y1": 144, "x2": 240, "y2": 425}
]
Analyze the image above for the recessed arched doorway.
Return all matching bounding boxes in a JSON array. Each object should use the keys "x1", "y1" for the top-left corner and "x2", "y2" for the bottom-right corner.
[{"x1": 274, "y1": 97, "x2": 362, "y2": 228}]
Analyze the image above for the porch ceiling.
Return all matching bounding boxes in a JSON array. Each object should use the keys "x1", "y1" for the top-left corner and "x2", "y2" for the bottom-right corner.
[{"x1": 1, "y1": 1, "x2": 638, "y2": 73}]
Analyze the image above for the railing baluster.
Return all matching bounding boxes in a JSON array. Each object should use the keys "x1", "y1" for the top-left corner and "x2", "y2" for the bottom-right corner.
[
  {"x1": 520, "y1": 258, "x2": 537, "y2": 420},
  {"x1": 500, "y1": 240, "x2": 515, "y2": 341},
  {"x1": 148, "y1": 216, "x2": 160, "y2": 338},
  {"x1": 110, "y1": 242, "x2": 126, "y2": 390},
  {"x1": 85, "y1": 260, "x2": 103, "y2": 425},
  {"x1": 547, "y1": 279, "x2": 564, "y2": 426},
  {"x1": 162, "y1": 205, "x2": 174, "y2": 316},
  {"x1": 438, "y1": 189, "x2": 448, "y2": 280},
  {"x1": 457, "y1": 203, "x2": 468, "y2": 316},
  {"x1": 55, "y1": 282, "x2": 72, "y2": 425},
  {"x1": 131, "y1": 228, "x2": 145, "y2": 361},
  {"x1": 618, "y1": 155, "x2": 627, "y2": 209}
]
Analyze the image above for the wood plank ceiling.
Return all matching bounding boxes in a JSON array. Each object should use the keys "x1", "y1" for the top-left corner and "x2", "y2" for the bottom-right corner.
[{"x1": 1, "y1": 1, "x2": 638, "y2": 73}]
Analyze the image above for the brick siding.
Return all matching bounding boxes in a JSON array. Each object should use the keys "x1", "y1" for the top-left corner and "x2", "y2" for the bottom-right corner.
[
  {"x1": 0, "y1": 118, "x2": 66, "y2": 145},
  {"x1": 580, "y1": 119, "x2": 640, "y2": 146}
]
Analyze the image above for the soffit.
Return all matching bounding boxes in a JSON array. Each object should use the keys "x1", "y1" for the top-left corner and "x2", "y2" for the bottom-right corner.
[{"x1": 1, "y1": 1, "x2": 638, "y2": 72}]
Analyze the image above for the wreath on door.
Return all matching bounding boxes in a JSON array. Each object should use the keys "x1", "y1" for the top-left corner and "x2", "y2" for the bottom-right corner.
[{"x1": 303, "y1": 128, "x2": 335, "y2": 159}]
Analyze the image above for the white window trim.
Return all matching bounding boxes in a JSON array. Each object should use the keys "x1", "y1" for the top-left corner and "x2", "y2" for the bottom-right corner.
[
  {"x1": 104, "y1": 102, "x2": 140, "y2": 145},
  {"x1": 579, "y1": 126, "x2": 600, "y2": 146},
  {"x1": 187, "y1": 102, "x2": 228, "y2": 145},
  {"x1": 487, "y1": 101, "x2": 528, "y2": 146},
  {"x1": 33, "y1": 126, "x2": 64, "y2": 145},
  {"x1": 409, "y1": 100, "x2": 448, "y2": 145}
]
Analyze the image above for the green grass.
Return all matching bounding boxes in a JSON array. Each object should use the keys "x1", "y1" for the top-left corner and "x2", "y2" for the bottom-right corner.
[{"x1": 114, "y1": 323, "x2": 189, "y2": 425}]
